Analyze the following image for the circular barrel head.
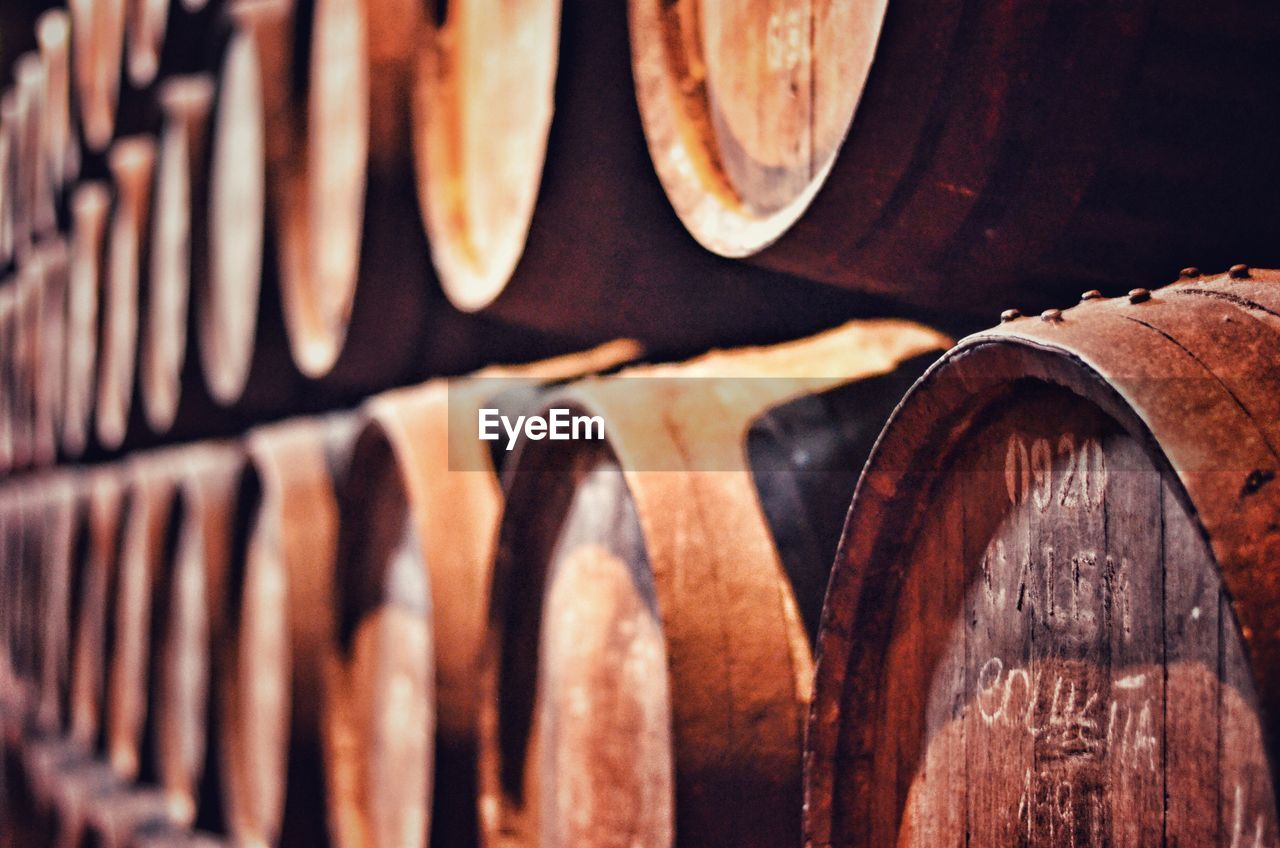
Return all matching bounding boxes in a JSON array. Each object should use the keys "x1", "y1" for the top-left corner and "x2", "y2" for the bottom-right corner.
[
  {"x1": 413, "y1": 0, "x2": 559, "y2": 311},
  {"x1": 629, "y1": 0, "x2": 886, "y2": 257}
]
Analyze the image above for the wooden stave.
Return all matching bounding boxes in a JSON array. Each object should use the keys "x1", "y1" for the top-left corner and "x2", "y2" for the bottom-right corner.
[{"x1": 806, "y1": 268, "x2": 1280, "y2": 846}]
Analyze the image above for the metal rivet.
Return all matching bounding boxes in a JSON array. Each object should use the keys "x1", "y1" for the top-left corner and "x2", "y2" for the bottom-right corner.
[
  {"x1": 1080, "y1": 290, "x2": 1103, "y2": 301},
  {"x1": 1128, "y1": 288, "x2": 1151, "y2": 304},
  {"x1": 1229, "y1": 264, "x2": 1250, "y2": 279},
  {"x1": 1041, "y1": 308, "x2": 1063, "y2": 322},
  {"x1": 1179, "y1": 267, "x2": 1200, "y2": 279},
  {"x1": 1000, "y1": 309, "x2": 1021, "y2": 323}
]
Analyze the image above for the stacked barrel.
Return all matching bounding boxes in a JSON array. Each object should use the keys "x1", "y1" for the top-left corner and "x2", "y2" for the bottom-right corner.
[{"x1": 0, "y1": 0, "x2": 1278, "y2": 845}]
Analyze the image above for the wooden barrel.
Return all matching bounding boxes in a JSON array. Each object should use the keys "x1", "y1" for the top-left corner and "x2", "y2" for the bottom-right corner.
[
  {"x1": 33, "y1": 240, "x2": 71, "y2": 467},
  {"x1": 217, "y1": 412, "x2": 357, "y2": 848},
  {"x1": 201, "y1": 0, "x2": 286, "y2": 409},
  {"x1": 409, "y1": 0, "x2": 868, "y2": 357},
  {"x1": 149, "y1": 442, "x2": 244, "y2": 834},
  {"x1": 10, "y1": 262, "x2": 41, "y2": 469},
  {"x1": 13, "y1": 52, "x2": 58, "y2": 261},
  {"x1": 631, "y1": 0, "x2": 1280, "y2": 312},
  {"x1": 105, "y1": 450, "x2": 183, "y2": 785},
  {"x1": 478, "y1": 321, "x2": 947, "y2": 846},
  {"x1": 64, "y1": 182, "x2": 111, "y2": 459},
  {"x1": 321, "y1": 340, "x2": 638, "y2": 847},
  {"x1": 37, "y1": 9, "x2": 81, "y2": 199},
  {"x1": 0, "y1": 480, "x2": 42, "y2": 712},
  {"x1": 0, "y1": 485, "x2": 22, "y2": 707},
  {"x1": 0, "y1": 478, "x2": 48, "y2": 846},
  {"x1": 0, "y1": 100, "x2": 13, "y2": 271},
  {"x1": 16, "y1": 247, "x2": 60, "y2": 470},
  {"x1": 96, "y1": 135, "x2": 155, "y2": 453},
  {"x1": 126, "y1": 0, "x2": 173, "y2": 85},
  {"x1": 807, "y1": 267, "x2": 1280, "y2": 846},
  {"x1": 71, "y1": 0, "x2": 128, "y2": 152},
  {"x1": 32, "y1": 471, "x2": 84, "y2": 737},
  {"x1": 142, "y1": 74, "x2": 231, "y2": 438}
]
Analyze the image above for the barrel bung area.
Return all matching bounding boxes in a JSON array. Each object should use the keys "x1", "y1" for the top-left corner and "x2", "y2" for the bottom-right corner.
[{"x1": 1, "y1": 0, "x2": 1278, "y2": 846}]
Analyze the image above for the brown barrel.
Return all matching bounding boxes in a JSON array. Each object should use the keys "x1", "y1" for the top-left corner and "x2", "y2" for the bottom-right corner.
[
  {"x1": 0, "y1": 98, "x2": 13, "y2": 270},
  {"x1": 71, "y1": 0, "x2": 128, "y2": 152},
  {"x1": 11, "y1": 261, "x2": 41, "y2": 469},
  {"x1": 96, "y1": 135, "x2": 155, "y2": 453},
  {"x1": 631, "y1": 0, "x2": 1280, "y2": 313},
  {"x1": 37, "y1": 9, "x2": 81, "y2": 199},
  {"x1": 478, "y1": 321, "x2": 948, "y2": 847},
  {"x1": 32, "y1": 471, "x2": 84, "y2": 737},
  {"x1": 0, "y1": 479, "x2": 41, "y2": 713},
  {"x1": 0, "y1": 286, "x2": 15, "y2": 474},
  {"x1": 142, "y1": 74, "x2": 232, "y2": 439},
  {"x1": 217, "y1": 412, "x2": 357, "y2": 847},
  {"x1": 0, "y1": 478, "x2": 45, "y2": 846},
  {"x1": 34, "y1": 240, "x2": 71, "y2": 467},
  {"x1": 321, "y1": 340, "x2": 639, "y2": 847},
  {"x1": 105, "y1": 450, "x2": 183, "y2": 785},
  {"x1": 409, "y1": 0, "x2": 867, "y2": 358},
  {"x1": 126, "y1": 0, "x2": 173, "y2": 85},
  {"x1": 148, "y1": 442, "x2": 244, "y2": 835},
  {"x1": 807, "y1": 268, "x2": 1280, "y2": 846},
  {"x1": 13, "y1": 51, "x2": 58, "y2": 261},
  {"x1": 64, "y1": 182, "x2": 111, "y2": 460}
]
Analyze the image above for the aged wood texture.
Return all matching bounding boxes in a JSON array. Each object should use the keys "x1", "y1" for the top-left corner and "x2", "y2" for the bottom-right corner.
[
  {"x1": 632, "y1": 0, "x2": 1280, "y2": 313},
  {"x1": 321, "y1": 340, "x2": 638, "y2": 848},
  {"x1": 807, "y1": 268, "x2": 1280, "y2": 846},
  {"x1": 479, "y1": 321, "x2": 948, "y2": 846}
]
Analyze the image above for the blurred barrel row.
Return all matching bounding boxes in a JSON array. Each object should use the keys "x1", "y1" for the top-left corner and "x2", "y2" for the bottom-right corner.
[
  {"x1": 1, "y1": 268, "x2": 1279, "y2": 847},
  {"x1": 2, "y1": 0, "x2": 1280, "y2": 467}
]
